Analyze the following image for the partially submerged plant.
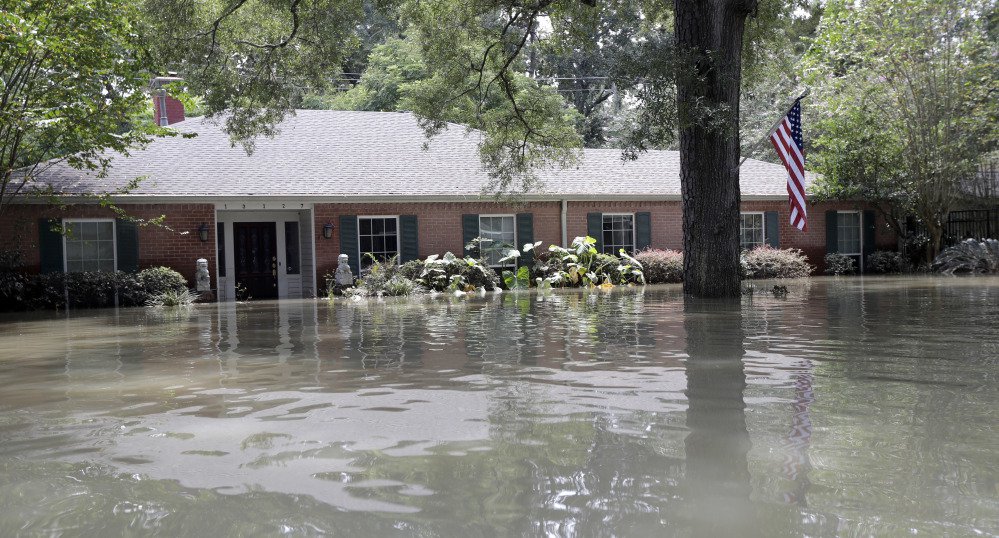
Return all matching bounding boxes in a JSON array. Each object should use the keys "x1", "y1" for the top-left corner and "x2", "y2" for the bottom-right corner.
[
  {"x1": 933, "y1": 239, "x2": 999, "y2": 275},
  {"x1": 147, "y1": 288, "x2": 197, "y2": 307},
  {"x1": 742, "y1": 246, "x2": 813, "y2": 279}
]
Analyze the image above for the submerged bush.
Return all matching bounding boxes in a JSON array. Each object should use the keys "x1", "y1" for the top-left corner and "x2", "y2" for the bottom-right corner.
[
  {"x1": 742, "y1": 246, "x2": 813, "y2": 279},
  {"x1": 824, "y1": 253, "x2": 857, "y2": 275},
  {"x1": 933, "y1": 238, "x2": 999, "y2": 275},
  {"x1": 867, "y1": 250, "x2": 910, "y2": 274},
  {"x1": 137, "y1": 267, "x2": 188, "y2": 296},
  {"x1": 352, "y1": 255, "x2": 424, "y2": 297},
  {"x1": 635, "y1": 249, "x2": 683, "y2": 284},
  {"x1": 0, "y1": 250, "x2": 30, "y2": 311}
]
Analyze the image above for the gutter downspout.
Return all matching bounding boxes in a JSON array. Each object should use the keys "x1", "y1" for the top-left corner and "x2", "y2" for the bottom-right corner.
[{"x1": 560, "y1": 199, "x2": 568, "y2": 247}]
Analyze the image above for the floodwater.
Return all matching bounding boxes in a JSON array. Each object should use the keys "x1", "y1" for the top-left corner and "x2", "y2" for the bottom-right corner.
[{"x1": 0, "y1": 277, "x2": 997, "y2": 537}]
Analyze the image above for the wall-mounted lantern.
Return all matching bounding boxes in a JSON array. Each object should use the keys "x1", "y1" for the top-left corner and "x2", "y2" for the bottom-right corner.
[
  {"x1": 322, "y1": 222, "x2": 334, "y2": 239},
  {"x1": 197, "y1": 223, "x2": 209, "y2": 242}
]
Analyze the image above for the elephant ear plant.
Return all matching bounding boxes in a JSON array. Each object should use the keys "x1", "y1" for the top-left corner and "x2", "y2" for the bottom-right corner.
[
  {"x1": 539, "y1": 236, "x2": 644, "y2": 288},
  {"x1": 499, "y1": 242, "x2": 542, "y2": 290}
]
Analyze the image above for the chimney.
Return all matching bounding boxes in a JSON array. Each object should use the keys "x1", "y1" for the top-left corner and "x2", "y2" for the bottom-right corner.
[{"x1": 150, "y1": 75, "x2": 186, "y2": 126}]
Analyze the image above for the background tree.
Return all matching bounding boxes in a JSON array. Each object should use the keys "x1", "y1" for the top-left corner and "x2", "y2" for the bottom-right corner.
[
  {"x1": 805, "y1": 0, "x2": 999, "y2": 261},
  {"x1": 0, "y1": 0, "x2": 154, "y2": 220}
]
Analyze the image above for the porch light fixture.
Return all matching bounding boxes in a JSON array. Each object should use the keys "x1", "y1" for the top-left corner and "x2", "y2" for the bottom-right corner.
[
  {"x1": 322, "y1": 222, "x2": 334, "y2": 239},
  {"x1": 197, "y1": 223, "x2": 209, "y2": 242}
]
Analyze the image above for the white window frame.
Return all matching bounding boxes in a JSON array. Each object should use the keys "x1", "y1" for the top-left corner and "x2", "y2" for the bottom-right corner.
[
  {"x1": 357, "y1": 215, "x2": 400, "y2": 269},
  {"x1": 739, "y1": 212, "x2": 766, "y2": 251},
  {"x1": 62, "y1": 218, "x2": 117, "y2": 273},
  {"x1": 837, "y1": 211, "x2": 863, "y2": 256},
  {"x1": 601, "y1": 213, "x2": 635, "y2": 255},
  {"x1": 478, "y1": 214, "x2": 517, "y2": 268}
]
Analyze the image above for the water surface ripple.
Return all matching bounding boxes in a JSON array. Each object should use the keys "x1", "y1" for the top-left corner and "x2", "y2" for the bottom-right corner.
[{"x1": 1, "y1": 276, "x2": 997, "y2": 536}]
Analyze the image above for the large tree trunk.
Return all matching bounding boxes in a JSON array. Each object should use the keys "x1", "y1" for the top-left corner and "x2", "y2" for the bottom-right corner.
[{"x1": 675, "y1": 0, "x2": 756, "y2": 298}]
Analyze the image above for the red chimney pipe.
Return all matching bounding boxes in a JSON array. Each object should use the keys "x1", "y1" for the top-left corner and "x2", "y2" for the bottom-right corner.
[{"x1": 150, "y1": 76, "x2": 186, "y2": 126}]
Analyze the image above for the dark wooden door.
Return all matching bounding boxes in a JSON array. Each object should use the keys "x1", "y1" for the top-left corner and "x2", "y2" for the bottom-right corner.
[{"x1": 234, "y1": 222, "x2": 278, "y2": 299}]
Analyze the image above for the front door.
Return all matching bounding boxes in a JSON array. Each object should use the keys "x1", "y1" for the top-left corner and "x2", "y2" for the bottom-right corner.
[{"x1": 234, "y1": 222, "x2": 278, "y2": 299}]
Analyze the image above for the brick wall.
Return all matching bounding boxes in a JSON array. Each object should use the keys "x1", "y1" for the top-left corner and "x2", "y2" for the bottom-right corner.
[{"x1": 1, "y1": 203, "x2": 216, "y2": 286}]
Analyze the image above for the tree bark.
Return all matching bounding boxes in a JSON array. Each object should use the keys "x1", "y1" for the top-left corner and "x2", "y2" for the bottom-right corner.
[{"x1": 675, "y1": 0, "x2": 756, "y2": 298}]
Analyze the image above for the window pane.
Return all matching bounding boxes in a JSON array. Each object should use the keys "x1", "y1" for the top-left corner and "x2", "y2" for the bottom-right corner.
[
  {"x1": 385, "y1": 236, "x2": 397, "y2": 253},
  {"x1": 81, "y1": 222, "x2": 98, "y2": 241},
  {"x1": 66, "y1": 221, "x2": 82, "y2": 238},
  {"x1": 359, "y1": 219, "x2": 372, "y2": 235},
  {"x1": 67, "y1": 260, "x2": 83, "y2": 273},
  {"x1": 97, "y1": 221, "x2": 114, "y2": 240},
  {"x1": 82, "y1": 241, "x2": 98, "y2": 260},
  {"x1": 284, "y1": 221, "x2": 299, "y2": 275},
  {"x1": 360, "y1": 236, "x2": 372, "y2": 253},
  {"x1": 99, "y1": 259, "x2": 116, "y2": 272},
  {"x1": 373, "y1": 236, "x2": 385, "y2": 253},
  {"x1": 66, "y1": 241, "x2": 82, "y2": 262},
  {"x1": 98, "y1": 240, "x2": 114, "y2": 261},
  {"x1": 384, "y1": 218, "x2": 396, "y2": 233},
  {"x1": 372, "y1": 219, "x2": 384, "y2": 235}
]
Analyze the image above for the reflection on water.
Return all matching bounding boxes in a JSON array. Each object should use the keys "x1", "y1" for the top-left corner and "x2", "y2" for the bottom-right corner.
[{"x1": 0, "y1": 277, "x2": 998, "y2": 536}]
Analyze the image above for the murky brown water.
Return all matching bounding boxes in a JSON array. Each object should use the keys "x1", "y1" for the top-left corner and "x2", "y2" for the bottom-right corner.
[{"x1": 1, "y1": 277, "x2": 997, "y2": 537}]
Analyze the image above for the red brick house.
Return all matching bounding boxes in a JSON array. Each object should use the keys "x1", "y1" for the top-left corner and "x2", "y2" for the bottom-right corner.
[{"x1": 1, "y1": 109, "x2": 895, "y2": 300}]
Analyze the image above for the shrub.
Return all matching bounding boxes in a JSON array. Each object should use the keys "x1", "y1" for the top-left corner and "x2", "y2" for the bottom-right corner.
[
  {"x1": 824, "y1": 253, "x2": 857, "y2": 275},
  {"x1": 742, "y1": 246, "x2": 813, "y2": 279},
  {"x1": 137, "y1": 267, "x2": 188, "y2": 296},
  {"x1": 867, "y1": 250, "x2": 910, "y2": 274},
  {"x1": 0, "y1": 250, "x2": 29, "y2": 311},
  {"x1": 634, "y1": 249, "x2": 683, "y2": 284},
  {"x1": 349, "y1": 255, "x2": 425, "y2": 297},
  {"x1": 65, "y1": 271, "x2": 141, "y2": 308},
  {"x1": 933, "y1": 238, "x2": 999, "y2": 275}
]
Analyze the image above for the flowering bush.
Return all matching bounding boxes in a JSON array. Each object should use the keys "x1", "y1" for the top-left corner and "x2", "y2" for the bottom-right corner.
[
  {"x1": 634, "y1": 249, "x2": 683, "y2": 284},
  {"x1": 741, "y1": 246, "x2": 814, "y2": 279}
]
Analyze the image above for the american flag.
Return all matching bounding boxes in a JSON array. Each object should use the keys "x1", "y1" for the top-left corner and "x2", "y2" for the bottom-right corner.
[{"x1": 770, "y1": 100, "x2": 808, "y2": 231}]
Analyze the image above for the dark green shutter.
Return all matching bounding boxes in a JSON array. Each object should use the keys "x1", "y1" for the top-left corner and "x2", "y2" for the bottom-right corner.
[
  {"x1": 765, "y1": 211, "x2": 780, "y2": 248},
  {"x1": 339, "y1": 215, "x2": 359, "y2": 276},
  {"x1": 400, "y1": 215, "x2": 419, "y2": 262},
  {"x1": 462, "y1": 214, "x2": 480, "y2": 257},
  {"x1": 635, "y1": 212, "x2": 652, "y2": 252},
  {"x1": 587, "y1": 212, "x2": 603, "y2": 251},
  {"x1": 38, "y1": 219, "x2": 64, "y2": 273},
  {"x1": 862, "y1": 210, "x2": 876, "y2": 271},
  {"x1": 115, "y1": 218, "x2": 139, "y2": 272},
  {"x1": 826, "y1": 210, "x2": 839, "y2": 254},
  {"x1": 516, "y1": 213, "x2": 534, "y2": 267}
]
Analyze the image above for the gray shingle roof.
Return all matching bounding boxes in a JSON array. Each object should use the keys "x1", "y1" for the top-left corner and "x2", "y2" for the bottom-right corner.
[{"x1": 32, "y1": 110, "x2": 812, "y2": 200}]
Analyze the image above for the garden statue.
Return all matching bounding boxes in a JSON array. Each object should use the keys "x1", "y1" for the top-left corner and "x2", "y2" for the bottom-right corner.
[
  {"x1": 334, "y1": 254, "x2": 354, "y2": 289},
  {"x1": 195, "y1": 258, "x2": 211, "y2": 292}
]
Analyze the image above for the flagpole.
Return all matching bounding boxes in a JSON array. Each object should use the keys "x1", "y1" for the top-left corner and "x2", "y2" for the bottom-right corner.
[{"x1": 739, "y1": 88, "x2": 810, "y2": 167}]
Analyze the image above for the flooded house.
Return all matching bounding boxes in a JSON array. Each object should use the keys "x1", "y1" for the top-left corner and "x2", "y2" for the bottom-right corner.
[{"x1": 0, "y1": 98, "x2": 896, "y2": 300}]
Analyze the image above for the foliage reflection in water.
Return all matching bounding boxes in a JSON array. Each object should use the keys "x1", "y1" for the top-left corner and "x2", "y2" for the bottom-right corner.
[{"x1": 0, "y1": 277, "x2": 997, "y2": 536}]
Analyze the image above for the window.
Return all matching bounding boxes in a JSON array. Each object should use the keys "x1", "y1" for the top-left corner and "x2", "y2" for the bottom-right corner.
[
  {"x1": 284, "y1": 221, "x2": 300, "y2": 274},
  {"x1": 837, "y1": 212, "x2": 862, "y2": 254},
  {"x1": 358, "y1": 216, "x2": 398, "y2": 270},
  {"x1": 740, "y1": 213, "x2": 765, "y2": 250},
  {"x1": 479, "y1": 215, "x2": 516, "y2": 267},
  {"x1": 602, "y1": 214, "x2": 634, "y2": 255},
  {"x1": 64, "y1": 220, "x2": 116, "y2": 273}
]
